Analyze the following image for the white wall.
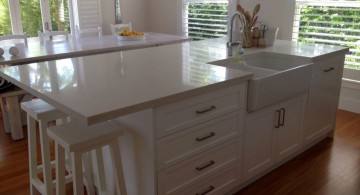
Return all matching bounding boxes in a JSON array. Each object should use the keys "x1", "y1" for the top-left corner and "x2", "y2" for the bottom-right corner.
[
  {"x1": 339, "y1": 81, "x2": 360, "y2": 114},
  {"x1": 148, "y1": 0, "x2": 182, "y2": 35},
  {"x1": 100, "y1": 0, "x2": 149, "y2": 35}
]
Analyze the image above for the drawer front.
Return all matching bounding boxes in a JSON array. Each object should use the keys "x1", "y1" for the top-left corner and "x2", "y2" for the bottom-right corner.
[
  {"x1": 163, "y1": 165, "x2": 241, "y2": 195},
  {"x1": 155, "y1": 83, "x2": 246, "y2": 138},
  {"x1": 157, "y1": 111, "x2": 244, "y2": 170},
  {"x1": 158, "y1": 140, "x2": 242, "y2": 195}
]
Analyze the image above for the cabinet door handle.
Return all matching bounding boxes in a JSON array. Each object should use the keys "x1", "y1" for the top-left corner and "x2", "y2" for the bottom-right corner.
[
  {"x1": 280, "y1": 108, "x2": 286, "y2": 127},
  {"x1": 275, "y1": 109, "x2": 281, "y2": 128},
  {"x1": 323, "y1": 67, "x2": 334, "y2": 72},
  {"x1": 195, "y1": 105, "x2": 216, "y2": 114},
  {"x1": 196, "y1": 132, "x2": 216, "y2": 142},
  {"x1": 195, "y1": 160, "x2": 215, "y2": 171},
  {"x1": 196, "y1": 185, "x2": 215, "y2": 195}
]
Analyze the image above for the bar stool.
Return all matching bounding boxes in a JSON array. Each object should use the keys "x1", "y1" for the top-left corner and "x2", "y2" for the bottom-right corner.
[
  {"x1": 21, "y1": 99, "x2": 68, "y2": 194},
  {"x1": 47, "y1": 120, "x2": 127, "y2": 195},
  {"x1": 21, "y1": 99, "x2": 94, "y2": 195}
]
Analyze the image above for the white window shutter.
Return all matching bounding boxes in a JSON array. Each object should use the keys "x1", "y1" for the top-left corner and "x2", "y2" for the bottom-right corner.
[{"x1": 73, "y1": 0, "x2": 102, "y2": 29}]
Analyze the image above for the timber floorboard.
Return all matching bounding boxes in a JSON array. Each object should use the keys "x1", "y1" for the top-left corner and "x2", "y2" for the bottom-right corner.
[{"x1": 0, "y1": 109, "x2": 359, "y2": 194}]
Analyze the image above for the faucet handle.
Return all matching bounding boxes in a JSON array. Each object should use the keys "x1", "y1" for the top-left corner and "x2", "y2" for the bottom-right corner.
[
  {"x1": 227, "y1": 41, "x2": 240, "y2": 48},
  {"x1": 226, "y1": 42, "x2": 232, "y2": 48}
]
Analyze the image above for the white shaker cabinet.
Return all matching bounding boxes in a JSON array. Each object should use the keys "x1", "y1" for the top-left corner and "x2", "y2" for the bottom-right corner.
[
  {"x1": 304, "y1": 55, "x2": 345, "y2": 145},
  {"x1": 243, "y1": 94, "x2": 307, "y2": 181},
  {"x1": 156, "y1": 83, "x2": 246, "y2": 194},
  {"x1": 113, "y1": 83, "x2": 248, "y2": 195}
]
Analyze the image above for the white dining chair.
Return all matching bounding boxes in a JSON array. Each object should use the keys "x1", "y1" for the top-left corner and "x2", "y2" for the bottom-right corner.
[
  {"x1": 0, "y1": 34, "x2": 28, "y2": 47},
  {"x1": 110, "y1": 23, "x2": 132, "y2": 35},
  {"x1": 38, "y1": 30, "x2": 69, "y2": 42},
  {"x1": 76, "y1": 26, "x2": 103, "y2": 38}
]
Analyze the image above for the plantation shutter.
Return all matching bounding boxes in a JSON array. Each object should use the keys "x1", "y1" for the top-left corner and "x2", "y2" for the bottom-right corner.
[
  {"x1": 292, "y1": 0, "x2": 360, "y2": 72},
  {"x1": 73, "y1": 0, "x2": 102, "y2": 29},
  {"x1": 182, "y1": 0, "x2": 228, "y2": 40}
]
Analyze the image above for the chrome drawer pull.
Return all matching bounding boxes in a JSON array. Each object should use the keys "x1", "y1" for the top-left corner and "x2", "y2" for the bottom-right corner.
[
  {"x1": 280, "y1": 108, "x2": 285, "y2": 127},
  {"x1": 195, "y1": 132, "x2": 216, "y2": 142},
  {"x1": 323, "y1": 67, "x2": 334, "y2": 72},
  {"x1": 195, "y1": 160, "x2": 215, "y2": 171},
  {"x1": 275, "y1": 109, "x2": 281, "y2": 128},
  {"x1": 196, "y1": 185, "x2": 215, "y2": 195},
  {"x1": 195, "y1": 105, "x2": 216, "y2": 114}
]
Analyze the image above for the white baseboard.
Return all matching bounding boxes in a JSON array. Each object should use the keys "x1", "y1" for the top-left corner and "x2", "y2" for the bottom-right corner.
[
  {"x1": 339, "y1": 96, "x2": 360, "y2": 114},
  {"x1": 339, "y1": 79, "x2": 360, "y2": 114}
]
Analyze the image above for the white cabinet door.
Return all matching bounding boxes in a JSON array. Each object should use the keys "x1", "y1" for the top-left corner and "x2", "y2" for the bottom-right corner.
[
  {"x1": 275, "y1": 95, "x2": 306, "y2": 162},
  {"x1": 243, "y1": 94, "x2": 306, "y2": 181},
  {"x1": 243, "y1": 107, "x2": 276, "y2": 181},
  {"x1": 304, "y1": 57, "x2": 344, "y2": 145}
]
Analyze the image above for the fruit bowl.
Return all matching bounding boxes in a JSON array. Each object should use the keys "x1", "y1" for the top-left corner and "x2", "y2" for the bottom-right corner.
[
  {"x1": 116, "y1": 34, "x2": 146, "y2": 41},
  {"x1": 116, "y1": 30, "x2": 146, "y2": 41}
]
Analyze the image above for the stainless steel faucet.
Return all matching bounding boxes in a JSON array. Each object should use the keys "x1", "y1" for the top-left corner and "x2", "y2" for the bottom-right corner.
[{"x1": 227, "y1": 12, "x2": 246, "y2": 48}]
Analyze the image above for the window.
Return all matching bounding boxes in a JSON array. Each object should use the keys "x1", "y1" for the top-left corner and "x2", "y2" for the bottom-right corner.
[
  {"x1": 0, "y1": 0, "x2": 72, "y2": 37},
  {"x1": 182, "y1": 0, "x2": 229, "y2": 40},
  {"x1": 292, "y1": 0, "x2": 360, "y2": 81},
  {"x1": 0, "y1": 0, "x2": 103, "y2": 38}
]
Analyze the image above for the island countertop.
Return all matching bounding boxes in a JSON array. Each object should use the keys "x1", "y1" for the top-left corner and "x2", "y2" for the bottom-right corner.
[
  {"x1": 0, "y1": 39, "x2": 253, "y2": 125},
  {"x1": 0, "y1": 32, "x2": 190, "y2": 65},
  {"x1": 0, "y1": 38, "x2": 348, "y2": 125}
]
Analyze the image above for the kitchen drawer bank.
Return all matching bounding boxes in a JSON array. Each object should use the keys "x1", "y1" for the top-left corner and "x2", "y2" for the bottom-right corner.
[{"x1": 113, "y1": 83, "x2": 247, "y2": 195}]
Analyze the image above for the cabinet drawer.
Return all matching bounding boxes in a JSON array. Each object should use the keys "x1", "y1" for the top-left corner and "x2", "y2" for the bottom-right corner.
[
  {"x1": 162, "y1": 165, "x2": 240, "y2": 195},
  {"x1": 158, "y1": 140, "x2": 241, "y2": 195},
  {"x1": 155, "y1": 83, "x2": 246, "y2": 138},
  {"x1": 156, "y1": 111, "x2": 244, "y2": 170}
]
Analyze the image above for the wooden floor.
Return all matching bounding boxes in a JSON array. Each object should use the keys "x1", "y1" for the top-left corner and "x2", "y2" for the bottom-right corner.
[{"x1": 0, "y1": 110, "x2": 359, "y2": 195}]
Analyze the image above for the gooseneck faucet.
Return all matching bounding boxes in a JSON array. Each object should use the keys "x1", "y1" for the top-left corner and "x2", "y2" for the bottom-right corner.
[{"x1": 227, "y1": 12, "x2": 246, "y2": 48}]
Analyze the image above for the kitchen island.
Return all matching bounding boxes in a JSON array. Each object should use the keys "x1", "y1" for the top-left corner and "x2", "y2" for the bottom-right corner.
[{"x1": 0, "y1": 38, "x2": 348, "y2": 194}]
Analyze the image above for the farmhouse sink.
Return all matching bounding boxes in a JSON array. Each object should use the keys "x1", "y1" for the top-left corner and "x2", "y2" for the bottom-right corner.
[{"x1": 209, "y1": 52, "x2": 313, "y2": 111}]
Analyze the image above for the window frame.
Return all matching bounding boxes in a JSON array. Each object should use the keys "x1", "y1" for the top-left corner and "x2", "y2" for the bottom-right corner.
[{"x1": 6, "y1": 0, "x2": 74, "y2": 36}]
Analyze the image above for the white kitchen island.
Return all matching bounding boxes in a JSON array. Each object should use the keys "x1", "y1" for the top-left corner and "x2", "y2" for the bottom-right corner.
[{"x1": 0, "y1": 38, "x2": 348, "y2": 194}]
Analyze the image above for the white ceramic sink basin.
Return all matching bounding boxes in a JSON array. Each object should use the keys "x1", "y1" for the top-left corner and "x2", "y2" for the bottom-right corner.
[{"x1": 209, "y1": 52, "x2": 313, "y2": 111}]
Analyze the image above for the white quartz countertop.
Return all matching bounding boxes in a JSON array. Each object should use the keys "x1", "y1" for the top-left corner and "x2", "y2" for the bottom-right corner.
[
  {"x1": 0, "y1": 32, "x2": 190, "y2": 65},
  {"x1": 0, "y1": 40, "x2": 253, "y2": 125},
  {"x1": 0, "y1": 37, "x2": 348, "y2": 125},
  {"x1": 205, "y1": 37, "x2": 348, "y2": 61}
]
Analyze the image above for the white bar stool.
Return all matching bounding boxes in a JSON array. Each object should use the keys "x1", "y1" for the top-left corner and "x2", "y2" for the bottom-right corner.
[
  {"x1": 21, "y1": 99, "x2": 70, "y2": 195},
  {"x1": 47, "y1": 120, "x2": 127, "y2": 195},
  {"x1": 22, "y1": 99, "x2": 94, "y2": 195}
]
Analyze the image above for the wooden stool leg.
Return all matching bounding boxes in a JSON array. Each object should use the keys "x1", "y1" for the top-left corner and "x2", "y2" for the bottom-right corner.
[
  {"x1": 82, "y1": 152, "x2": 95, "y2": 195},
  {"x1": 109, "y1": 140, "x2": 127, "y2": 195},
  {"x1": 71, "y1": 151, "x2": 85, "y2": 195},
  {"x1": 6, "y1": 96, "x2": 24, "y2": 140},
  {"x1": 95, "y1": 147, "x2": 107, "y2": 193},
  {"x1": 27, "y1": 115, "x2": 39, "y2": 195},
  {"x1": 39, "y1": 120, "x2": 53, "y2": 195},
  {"x1": 55, "y1": 143, "x2": 65, "y2": 195},
  {"x1": 0, "y1": 97, "x2": 11, "y2": 133}
]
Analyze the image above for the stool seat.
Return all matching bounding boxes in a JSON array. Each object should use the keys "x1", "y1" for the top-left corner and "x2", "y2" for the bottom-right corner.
[
  {"x1": 48, "y1": 121, "x2": 123, "y2": 152},
  {"x1": 21, "y1": 99, "x2": 67, "y2": 120},
  {"x1": 48, "y1": 120, "x2": 127, "y2": 195}
]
